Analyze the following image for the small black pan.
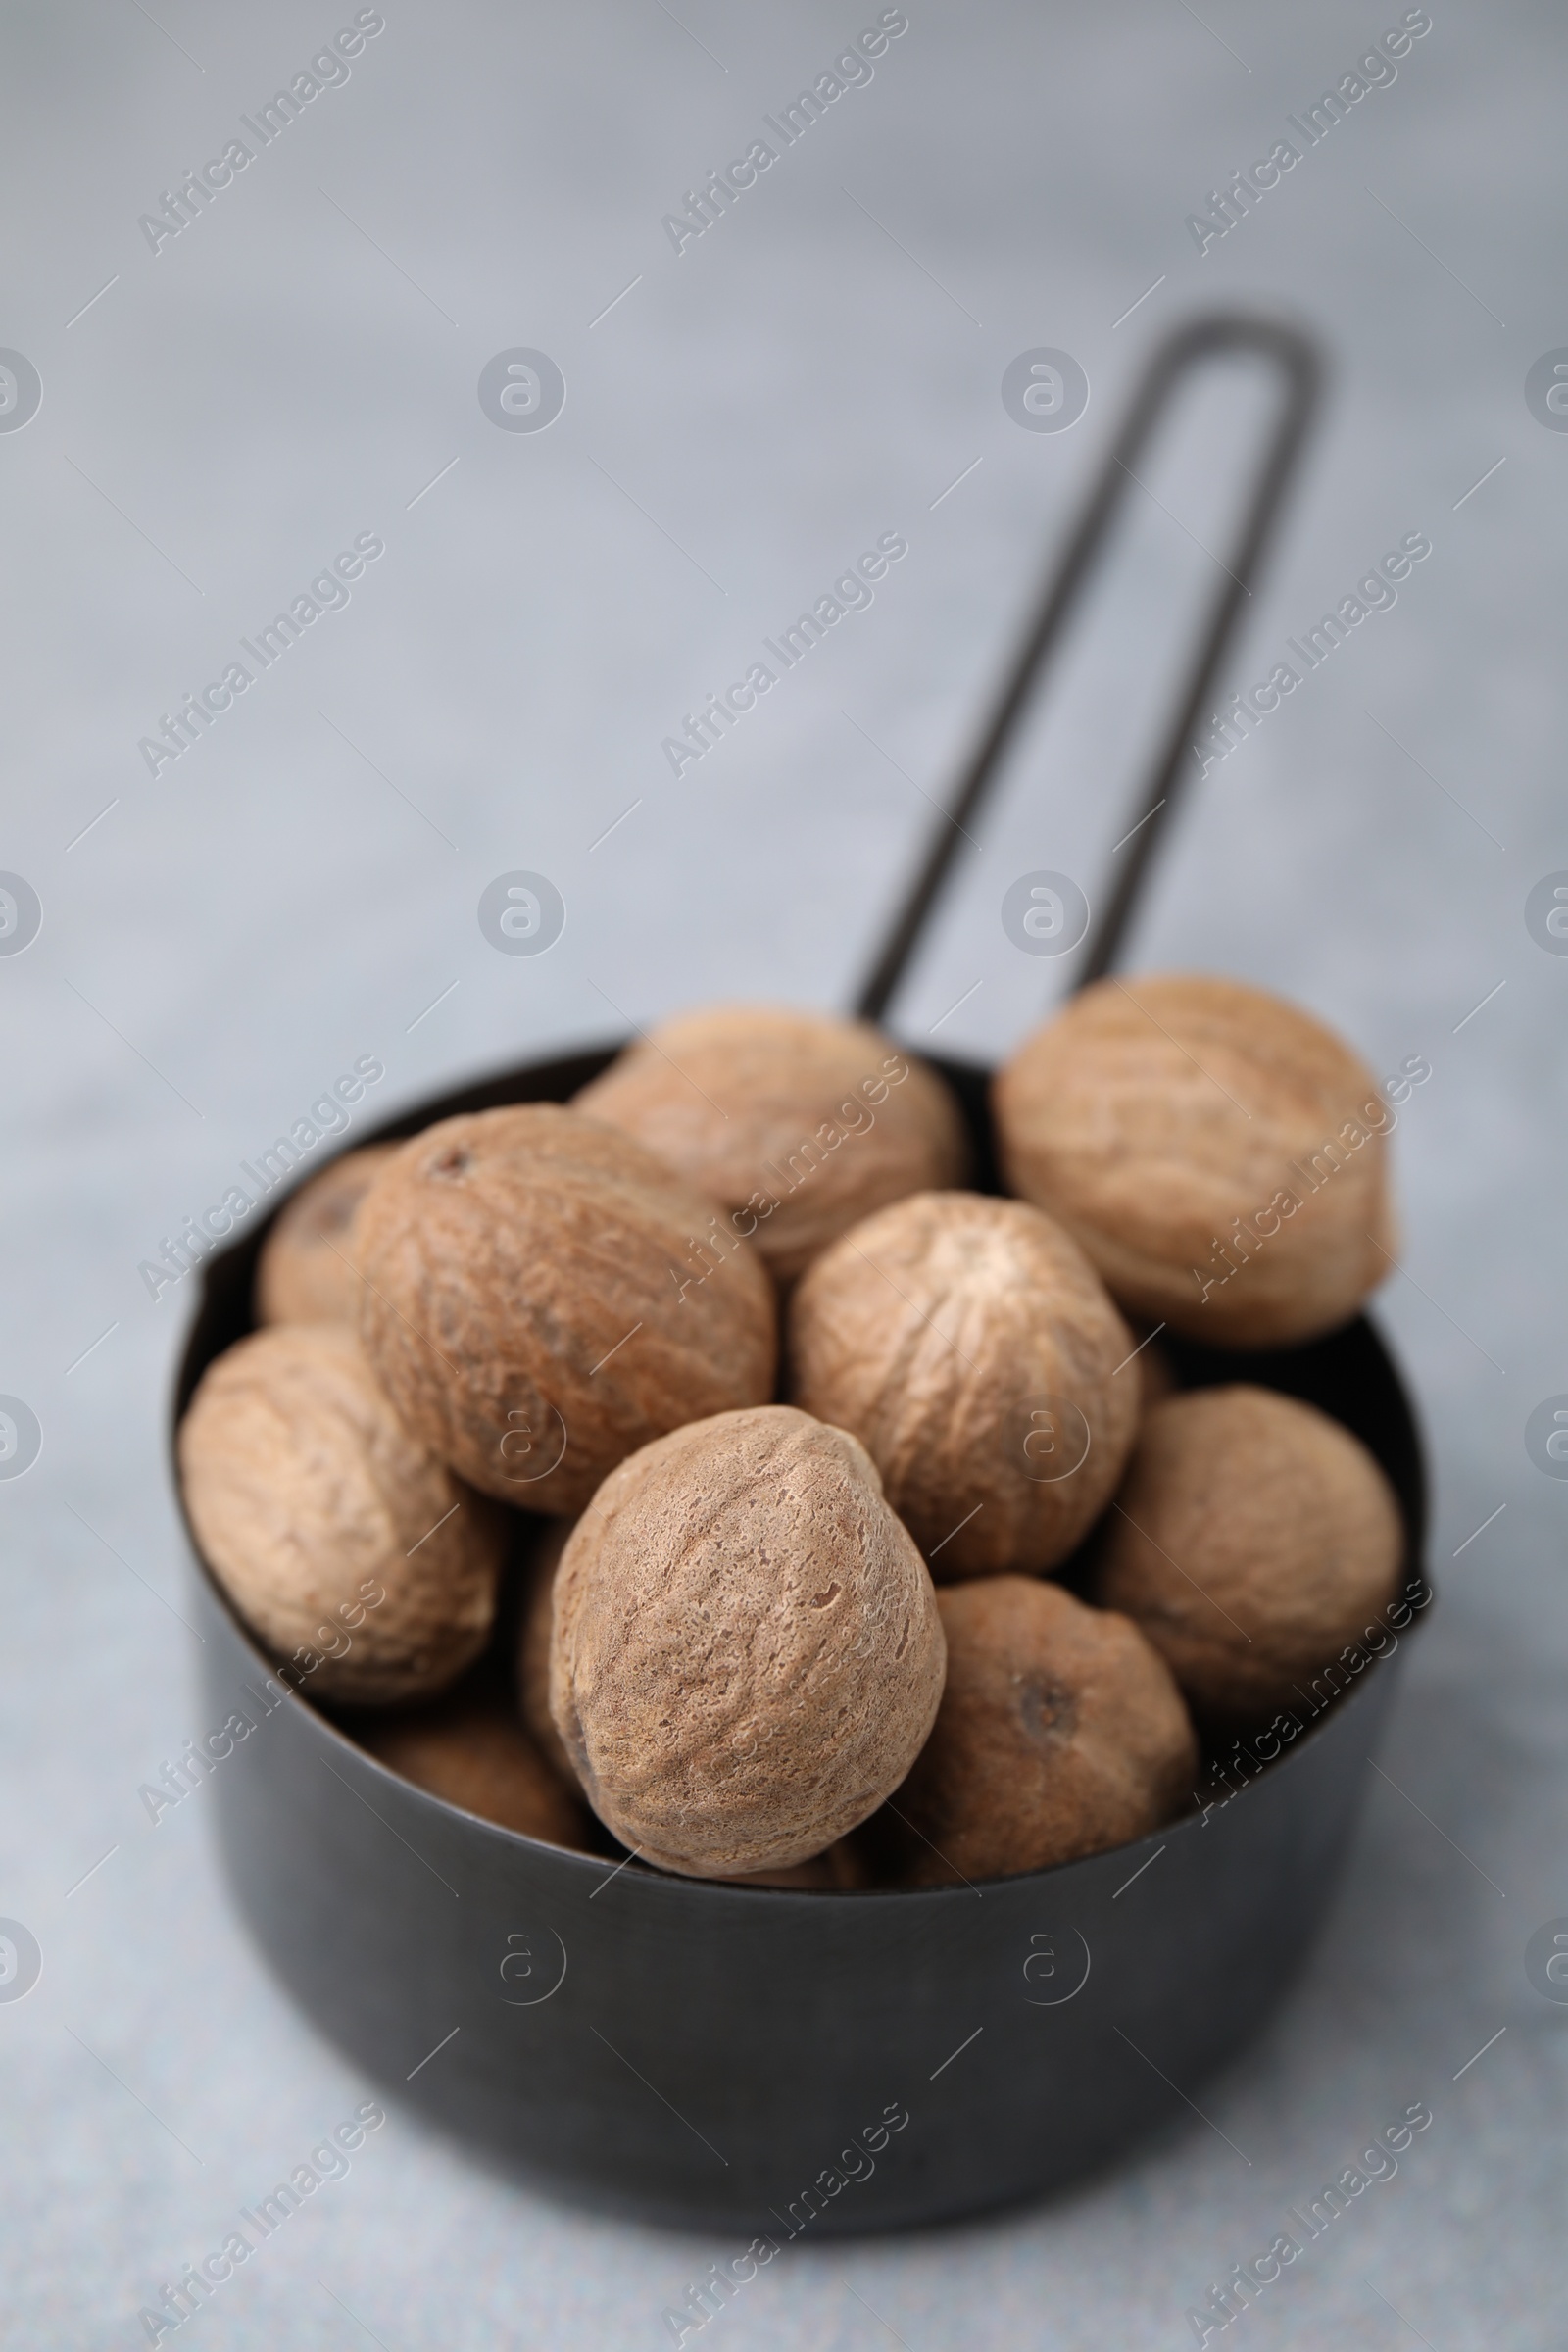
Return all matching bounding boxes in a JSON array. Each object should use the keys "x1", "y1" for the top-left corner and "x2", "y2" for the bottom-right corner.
[{"x1": 172, "y1": 314, "x2": 1430, "y2": 2232}]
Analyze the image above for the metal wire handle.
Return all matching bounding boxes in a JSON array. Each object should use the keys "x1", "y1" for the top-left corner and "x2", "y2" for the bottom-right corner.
[{"x1": 855, "y1": 311, "x2": 1324, "y2": 1024}]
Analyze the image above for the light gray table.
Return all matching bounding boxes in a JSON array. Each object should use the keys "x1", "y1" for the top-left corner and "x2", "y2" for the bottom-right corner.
[{"x1": 2, "y1": 2, "x2": 1563, "y2": 2343}]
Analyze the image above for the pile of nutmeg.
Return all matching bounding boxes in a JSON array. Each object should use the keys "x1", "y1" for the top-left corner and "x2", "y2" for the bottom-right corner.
[{"x1": 178, "y1": 977, "x2": 1407, "y2": 1888}]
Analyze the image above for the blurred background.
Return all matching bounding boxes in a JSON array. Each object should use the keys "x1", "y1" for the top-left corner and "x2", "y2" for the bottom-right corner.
[{"x1": 2, "y1": 1, "x2": 1563, "y2": 2343}]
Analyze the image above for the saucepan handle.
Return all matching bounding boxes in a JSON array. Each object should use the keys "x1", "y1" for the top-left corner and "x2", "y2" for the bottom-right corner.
[{"x1": 855, "y1": 311, "x2": 1324, "y2": 1022}]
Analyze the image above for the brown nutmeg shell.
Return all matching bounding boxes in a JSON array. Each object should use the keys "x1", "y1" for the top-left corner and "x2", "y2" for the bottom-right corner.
[
  {"x1": 788, "y1": 1192, "x2": 1139, "y2": 1578},
  {"x1": 573, "y1": 1003, "x2": 968, "y2": 1285},
  {"x1": 891, "y1": 1576, "x2": 1198, "y2": 1885},
  {"x1": 254, "y1": 1144, "x2": 399, "y2": 1326},
  {"x1": 517, "y1": 1517, "x2": 578, "y2": 1789},
  {"x1": 354, "y1": 1104, "x2": 777, "y2": 1514},
  {"x1": 993, "y1": 973, "x2": 1398, "y2": 1347},
  {"x1": 355, "y1": 1692, "x2": 595, "y2": 1849},
  {"x1": 1091, "y1": 1385, "x2": 1404, "y2": 1729},
  {"x1": 178, "y1": 1325, "x2": 504, "y2": 1703},
  {"x1": 549, "y1": 1405, "x2": 947, "y2": 1877}
]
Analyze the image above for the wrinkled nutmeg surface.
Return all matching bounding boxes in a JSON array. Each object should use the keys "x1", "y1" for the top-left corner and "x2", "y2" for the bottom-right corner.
[
  {"x1": 1092, "y1": 1385, "x2": 1404, "y2": 1726},
  {"x1": 255, "y1": 1144, "x2": 399, "y2": 1327},
  {"x1": 356, "y1": 1692, "x2": 594, "y2": 1848},
  {"x1": 355, "y1": 1104, "x2": 777, "y2": 1513},
  {"x1": 892, "y1": 1576, "x2": 1198, "y2": 1885},
  {"x1": 549, "y1": 1404, "x2": 946, "y2": 1876},
  {"x1": 993, "y1": 973, "x2": 1397, "y2": 1346},
  {"x1": 179, "y1": 1325, "x2": 504, "y2": 1702},
  {"x1": 573, "y1": 1003, "x2": 969, "y2": 1285},
  {"x1": 518, "y1": 1519, "x2": 862, "y2": 1881},
  {"x1": 789, "y1": 1192, "x2": 1139, "y2": 1578}
]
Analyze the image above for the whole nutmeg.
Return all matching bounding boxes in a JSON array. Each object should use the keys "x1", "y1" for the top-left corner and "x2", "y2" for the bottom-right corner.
[
  {"x1": 549, "y1": 1405, "x2": 946, "y2": 1877},
  {"x1": 891, "y1": 1576, "x2": 1198, "y2": 1885},
  {"x1": 1091, "y1": 1385, "x2": 1404, "y2": 1728},
  {"x1": 255, "y1": 1144, "x2": 398, "y2": 1326},
  {"x1": 356, "y1": 1693, "x2": 595, "y2": 1849},
  {"x1": 572, "y1": 1003, "x2": 969, "y2": 1285},
  {"x1": 179, "y1": 1326, "x2": 504, "y2": 1703},
  {"x1": 788, "y1": 1192, "x2": 1139, "y2": 1579},
  {"x1": 355, "y1": 1104, "x2": 776, "y2": 1514},
  {"x1": 516, "y1": 1525, "x2": 861, "y2": 1876},
  {"x1": 993, "y1": 973, "x2": 1398, "y2": 1346},
  {"x1": 514, "y1": 1514, "x2": 866, "y2": 1879},
  {"x1": 517, "y1": 1519, "x2": 578, "y2": 1788}
]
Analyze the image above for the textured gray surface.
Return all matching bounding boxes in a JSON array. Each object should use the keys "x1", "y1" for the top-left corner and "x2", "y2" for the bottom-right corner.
[{"x1": 2, "y1": 1, "x2": 1564, "y2": 2344}]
